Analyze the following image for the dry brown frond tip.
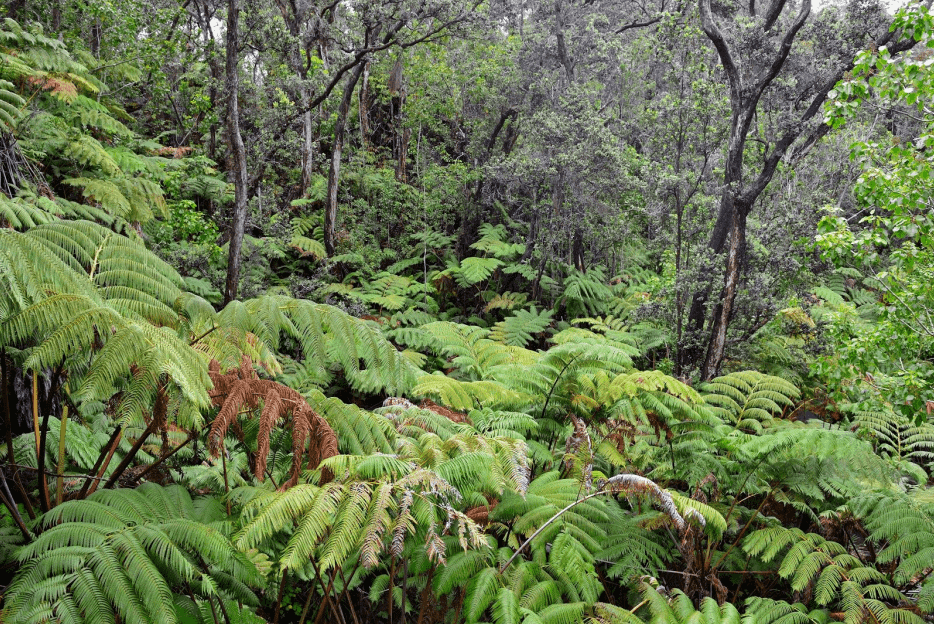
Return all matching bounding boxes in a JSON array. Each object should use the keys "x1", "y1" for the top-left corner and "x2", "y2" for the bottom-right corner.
[{"x1": 208, "y1": 356, "x2": 338, "y2": 488}]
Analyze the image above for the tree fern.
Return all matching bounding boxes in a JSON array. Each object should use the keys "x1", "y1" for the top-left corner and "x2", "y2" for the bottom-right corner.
[
  {"x1": 849, "y1": 406, "x2": 934, "y2": 472},
  {"x1": 471, "y1": 223, "x2": 526, "y2": 260},
  {"x1": 235, "y1": 467, "x2": 486, "y2": 574},
  {"x1": 3, "y1": 484, "x2": 263, "y2": 624},
  {"x1": 0, "y1": 193, "x2": 56, "y2": 230},
  {"x1": 700, "y1": 371, "x2": 800, "y2": 433},
  {"x1": 850, "y1": 489, "x2": 934, "y2": 613},
  {"x1": 490, "y1": 306, "x2": 554, "y2": 348},
  {"x1": 559, "y1": 268, "x2": 614, "y2": 318},
  {"x1": 412, "y1": 373, "x2": 533, "y2": 411},
  {"x1": 419, "y1": 321, "x2": 523, "y2": 379},
  {"x1": 0, "y1": 78, "x2": 24, "y2": 129},
  {"x1": 743, "y1": 525, "x2": 924, "y2": 624},
  {"x1": 217, "y1": 295, "x2": 419, "y2": 395}
]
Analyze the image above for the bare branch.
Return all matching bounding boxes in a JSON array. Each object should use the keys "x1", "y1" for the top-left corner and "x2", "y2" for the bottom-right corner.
[
  {"x1": 699, "y1": 0, "x2": 743, "y2": 106},
  {"x1": 761, "y1": 0, "x2": 789, "y2": 32},
  {"x1": 752, "y1": 0, "x2": 811, "y2": 102}
]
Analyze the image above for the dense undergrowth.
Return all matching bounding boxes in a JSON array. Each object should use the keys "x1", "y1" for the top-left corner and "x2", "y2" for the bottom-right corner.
[{"x1": 1, "y1": 2, "x2": 934, "y2": 624}]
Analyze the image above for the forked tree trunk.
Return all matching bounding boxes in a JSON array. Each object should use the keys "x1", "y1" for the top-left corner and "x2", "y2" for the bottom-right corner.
[
  {"x1": 688, "y1": 0, "x2": 927, "y2": 379},
  {"x1": 223, "y1": 0, "x2": 249, "y2": 305},
  {"x1": 687, "y1": 0, "x2": 810, "y2": 379}
]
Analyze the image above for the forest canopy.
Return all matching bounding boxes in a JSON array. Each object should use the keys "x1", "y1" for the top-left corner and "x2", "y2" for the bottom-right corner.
[{"x1": 0, "y1": 0, "x2": 933, "y2": 623}]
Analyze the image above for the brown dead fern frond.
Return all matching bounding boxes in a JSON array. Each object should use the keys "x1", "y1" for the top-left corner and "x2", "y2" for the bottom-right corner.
[
  {"x1": 254, "y1": 388, "x2": 282, "y2": 479},
  {"x1": 207, "y1": 360, "x2": 338, "y2": 488},
  {"x1": 564, "y1": 414, "x2": 593, "y2": 490},
  {"x1": 465, "y1": 499, "x2": 498, "y2": 524},
  {"x1": 282, "y1": 407, "x2": 312, "y2": 489},
  {"x1": 306, "y1": 410, "x2": 339, "y2": 471},
  {"x1": 209, "y1": 379, "x2": 252, "y2": 455},
  {"x1": 418, "y1": 398, "x2": 471, "y2": 424}
]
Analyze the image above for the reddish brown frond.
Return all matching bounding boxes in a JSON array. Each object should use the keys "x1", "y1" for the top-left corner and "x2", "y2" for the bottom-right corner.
[
  {"x1": 419, "y1": 398, "x2": 471, "y2": 424},
  {"x1": 254, "y1": 388, "x2": 283, "y2": 481},
  {"x1": 209, "y1": 379, "x2": 251, "y2": 455},
  {"x1": 207, "y1": 365, "x2": 339, "y2": 490}
]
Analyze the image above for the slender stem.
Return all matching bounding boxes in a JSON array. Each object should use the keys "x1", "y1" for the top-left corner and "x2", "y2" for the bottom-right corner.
[
  {"x1": 416, "y1": 565, "x2": 434, "y2": 624},
  {"x1": 213, "y1": 594, "x2": 233, "y2": 624},
  {"x1": 298, "y1": 582, "x2": 317, "y2": 624},
  {"x1": 399, "y1": 557, "x2": 407, "y2": 624},
  {"x1": 0, "y1": 469, "x2": 31, "y2": 540},
  {"x1": 103, "y1": 419, "x2": 158, "y2": 489},
  {"x1": 388, "y1": 558, "x2": 396, "y2": 624},
  {"x1": 539, "y1": 354, "x2": 580, "y2": 421},
  {"x1": 190, "y1": 324, "x2": 219, "y2": 346},
  {"x1": 207, "y1": 591, "x2": 221, "y2": 624},
  {"x1": 80, "y1": 425, "x2": 122, "y2": 498},
  {"x1": 712, "y1": 490, "x2": 773, "y2": 571},
  {"x1": 499, "y1": 488, "x2": 608, "y2": 573},
  {"x1": 36, "y1": 374, "x2": 52, "y2": 512},
  {"x1": 221, "y1": 440, "x2": 231, "y2": 515},
  {"x1": 56, "y1": 402, "x2": 68, "y2": 506},
  {"x1": 314, "y1": 563, "x2": 343, "y2": 624},
  {"x1": 273, "y1": 570, "x2": 288, "y2": 624},
  {"x1": 705, "y1": 457, "x2": 767, "y2": 567},
  {"x1": 31, "y1": 371, "x2": 39, "y2": 458},
  {"x1": 337, "y1": 558, "x2": 362, "y2": 624},
  {"x1": 130, "y1": 432, "x2": 195, "y2": 484}
]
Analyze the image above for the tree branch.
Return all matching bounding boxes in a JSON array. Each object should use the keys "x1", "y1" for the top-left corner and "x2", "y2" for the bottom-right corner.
[
  {"x1": 751, "y1": 0, "x2": 811, "y2": 103},
  {"x1": 761, "y1": 0, "x2": 789, "y2": 32},
  {"x1": 699, "y1": 0, "x2": 743, "y2": 106},
  {"x1": 616, "y1": 16, "x2": 663, "y2": 34}
]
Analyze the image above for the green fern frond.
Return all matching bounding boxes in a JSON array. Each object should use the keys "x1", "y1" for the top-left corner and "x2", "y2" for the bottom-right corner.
[
  {"x1": 412, "y1": 373, "x2": 532, "y2": 411},
  {"x1": 490, "y1": 307, "x2": 554, "y2": 347},
  {"x1": 701, "y1": 371, "x2": 799, "y2": 431},
  {"x1": 5, "y1": 484, "x2": 261, "y2": 624}
]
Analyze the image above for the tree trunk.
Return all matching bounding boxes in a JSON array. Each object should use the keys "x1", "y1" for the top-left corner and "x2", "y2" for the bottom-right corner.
[
  {"x1": 358, "y1": 61, "x2": 371, "y2": 151},
  {"x1": 701, "y1": 206, "x2": 747, "y2": 380},
  {"x1": 389, "y1": 55, "x2": 407, "y2": 183},
  {"x1": 90, "y1": 17, "x2": 102, "y2": 59},
  {"x1": 51, "y1": 0, "x2": 62, "y2": 32},
  {"x1": 301, "y1": 85, "x2": 316, "y2": 191},
  {"x1": 686, "y1": 0, "x2": 811, "y2": 379},
  {"x1": 324, "y1": 61, "x2": 367, "y2": 257},
  {"x1": 272, "y1": 1, "x2": 317, "y2": 194},
  {"x1": 223, "y1": 0, "x2": 249, "y2": 305},
  {"x1": 194, "y1": 0, "x2": 222, "y2": 178},
  {"x1": 9, "y1": 0, "x2": 26, "y2": 22},
  {"x1": 572, "y1": 226, "x2": 585, "y2": 273}
]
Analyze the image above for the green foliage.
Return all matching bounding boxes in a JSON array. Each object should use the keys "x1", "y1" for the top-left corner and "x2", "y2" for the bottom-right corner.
[
  {"x1": 2, "y1": 5, "x2": 934, "y2": 623},
  {"x1": 817, "y1": 3, "x2": 934, "y2": 427},
  {"x1": 490, "y1": 306, "x2": 554, "y2": 347},
  {"x1": 744, "y1": 525, "x2": 924, "y2": 624},
  {"x1": 0, "y1": 78, "x2": 24, "y2": 128},
  {"x1": 700, "y1": 371, "x2": 799, "y2": 433},
  {"x1": 3, "y1": 484, "x2": 263, "y2": 624},
  {"x1": 850, "y1": 489, "x2": 934, "y2": 612}
]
